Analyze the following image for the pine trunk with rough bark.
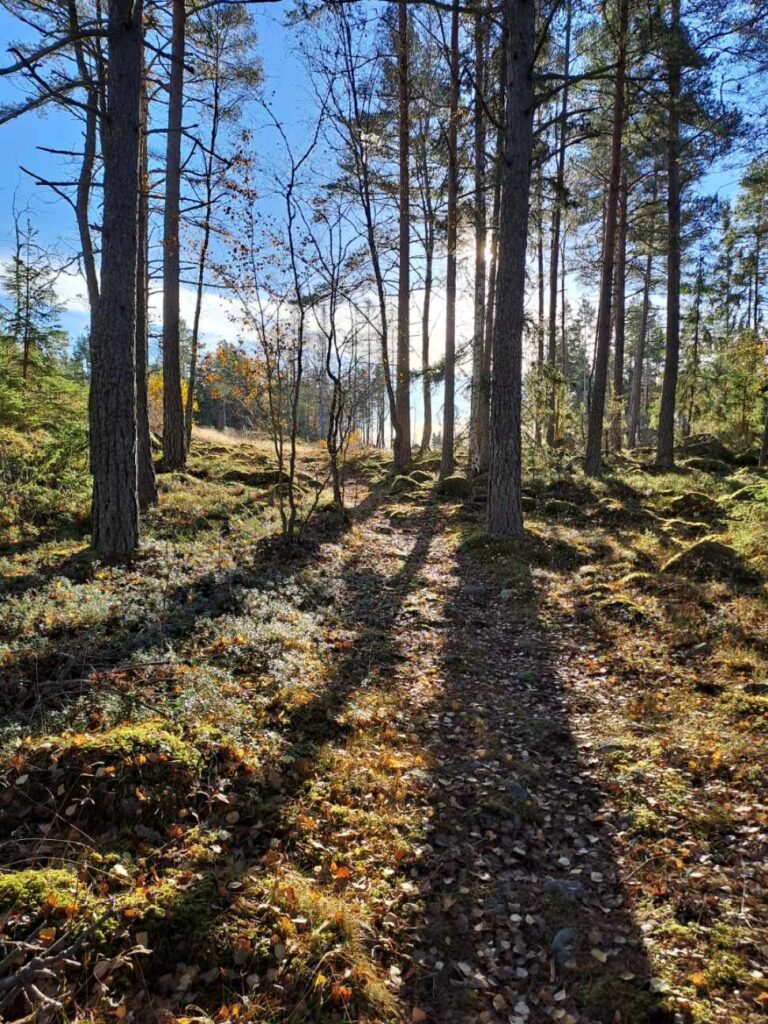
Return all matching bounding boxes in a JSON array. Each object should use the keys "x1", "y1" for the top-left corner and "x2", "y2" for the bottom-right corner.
[
  {"x1": 627, "y1": 249, "x2": 653, "y2": 448},
  {"x1": 611, "y1": 167, "x2": 628, "y2": 448},
  {"x1": 90, "y1": 0, "x2": 143, "y2": 559},
  {"x1": 546, "y1": 0, "x2": 571, "y2": 447},
  {"x1": 162, "y1": 0, "x2": 187, "y2": 471},
  {"x1": 584, "y1": 0, "x2": 628, "y2": 477},
  {"x1": 468, "y1": 13, "x2": 487, "y2": 475},
  {"x1": 440, "y1": 0, "x2": 460, "y2": 479},
  {"x1": 137, "y1": 75, "x2": 157, "y2": 511},
  {"x1": 487, "y1": 0, "x2": 535, "y2": 537},
  {"x1": 394, "y1": 0, "x2": 412, "y2": 470},
  {"x1": 656, "y1": 0, "x2": 682, "y2": 470}
]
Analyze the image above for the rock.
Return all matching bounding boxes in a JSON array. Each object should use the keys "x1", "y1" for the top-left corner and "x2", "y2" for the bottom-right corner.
[
  {"x1": 551, "y1": 927, "x2": 581, "y2": 964},
  {"x1": 543, "y1": 498, "x2": 581, "y2": 518},
  {"x1": 743, "y1": 682, "x2": 768, "y2": 696},
  {"x1": 544, "y1": 879, "x2": 585, "y2": 902},
  {"x1": 662, "y1": 538, "x2": 760, "y2": 585},
  {"x1": 436, "y1": 475, "x2": 472, "y2": 499},
  {"x1": 409, "y1": 469, "x2": 433, "y2": 483},
  {"x1": 505, "y1": 779, "x2": 532, "y2": 803},
  {"x1": 390, "y1": 475, "x2": 419, "y2": 495},
  {"x1": 683, "y1": 456, "x2": 733, "y2": 475},
  {"x1": 679, "y1": 436, "x2": 735, "y2": 462},
  {"x1": 662, "y1": 491, "x2": 723, "y2": 521}
]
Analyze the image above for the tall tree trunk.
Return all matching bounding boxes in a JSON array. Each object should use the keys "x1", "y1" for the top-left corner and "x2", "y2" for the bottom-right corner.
[
  {"x1": 611, "y1": 166, "x2": 628, "y2": 448},
  {"x1": 137, "y1": 74, "x2": 157, "y2": 511},
  {"x1": 487, "y1": 0, "x2": 535, "y2": 536},
  {"x1": 477, "y1": 75, "x2": 504, "y2": 477},
  {"x1": 584, "y1": 0, "x2": 628, "y2": 477},
  {"x1": 535, "y1": 159, "x2": 544, "y2": 445},
  {"x1": 656, "y1": 0, "x2": 682, "y2": 469},
  {"x1": 468, "y1": 12, "x2": 487, "y2": 473},
  {"x1": 760, "y1": 399, "x2": 768, "y2": 468},
  {"x1": 186, "y1": 75, "x2": 220, "y2": 446},
  {"x1": 546, "y1": 0, "x2": 572, "y2": 446},
  {"x1": 420, "y1": 216, "x2": 434, "y2": 451},
  {"x1": 440, "y1": 0, "x2": 460, "y2": 479},
  {"x1": 684, "y1": 257, "x2": 702, "y2": 438},
  {"x1": 91, "y1": 0, "x2": 143, "y2": 558},
  {"x1": 627, "y1": 250, "x2": 653, "y2": 448},
  {"x1": 394, "y1": 0, "x2": 412, "y2": 470},
  {"x1": 162, "y1": 0, "x2": 187, "y2": 470}
]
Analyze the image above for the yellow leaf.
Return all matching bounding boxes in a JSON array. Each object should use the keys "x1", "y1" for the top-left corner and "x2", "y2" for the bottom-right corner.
[
  {"x1": 690, "y1": 971, "x2": 707, "y2": 989},
  {"x1": 39, "y1": 926, "x2": 57, "y2": 945}
]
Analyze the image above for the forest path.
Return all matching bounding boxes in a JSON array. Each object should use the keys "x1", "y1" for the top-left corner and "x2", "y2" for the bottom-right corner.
[{"x1": 315, "y1": 496, "x2": 666, "y2": 1024}]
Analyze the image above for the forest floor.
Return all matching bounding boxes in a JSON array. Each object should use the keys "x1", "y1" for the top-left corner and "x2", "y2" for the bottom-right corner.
[{"x1": 0, "y1": 433, "x2": 767, "y2": 1024}]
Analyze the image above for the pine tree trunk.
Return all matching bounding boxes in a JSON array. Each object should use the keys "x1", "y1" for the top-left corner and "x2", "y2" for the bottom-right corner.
[
  {"x1": 585, "y1": 0, "x2": 628, "y2": 477},
  {"x1": 546, "y1": 0, "x2": 571, "y2": 447},
  {"x1": 420, "y1": 220, "x2": 434, "y2": 451},
  {"x1": 468, "y1": 13, "x2": 487, "y2": 474},
  {"x1": 627, "y1": 250, "x2": 652, "y2": 448},
  {"x1": 394, "y1": 0, "x2": 412, "y2": 470},
  {"x1": 611, "y1": 167, "x2": 628, "y2": 448},
  {"x1": 440, "y1": 0, "x2": 460, "y2": 479},
  {"x1": 656, "y1": 0, "x2": 682, "y2": 469},
  {"x1": 90, "y1": 0, "x2": 143, "y2": 559},
  {"x1": 136, "y1": 75, "x2": 157, "y2": 511},
  {"x1": 162, "y1": 0, "x2": 187, "y2": 470},
  {"x1": 487, "y1": 0, "x2": 535, "y2": 537}
]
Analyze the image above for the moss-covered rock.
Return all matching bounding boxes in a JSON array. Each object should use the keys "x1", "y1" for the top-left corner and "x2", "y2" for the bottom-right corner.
[
  {"x1": 390, "y1": 474, "x2": 419, "y2": 495},
  {"x1": 683, "y1": 456, "x2": 733, "y2": 475},
  {"x1": 223, "y1": 467, "x2": 287, "y2": 487},
  {"x1": 2, "y1": 721, "x2": 207, "y2": 841},
  {"x1": 662, "y1": 538, "x2": 760, "y2": 584},
  {"x1": 543, "y1": 497, "x2": 581, "y2": 518},
  {"x1": 661, "y1": 491, "x2": 723, "y2": 521},
  {"x1": 436, "y1": 474, "x2": 472, "y2": 499},
  {"x1": 408, "y1": 469, "x2": 433, "y2": 483},
  {"x1": 680, "y1": 436, "x2": 735, "y2": 463}
]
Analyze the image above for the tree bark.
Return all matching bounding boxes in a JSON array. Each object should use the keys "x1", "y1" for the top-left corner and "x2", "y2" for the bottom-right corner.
[
  {"x1": 487, "y1": 0, "x2": 535, "y2": 537},
  {"x1": 186, "y1": 64, "x2": 221, "y2": 447},
  {"x1": 137, "y1": 73, "x2": 157, "y2": 511},
  {"x1": 627, "y1": 250, "x2": 652, "y2": 448},
  {"x1": 90, "y1": 0, "x2": 143, "y2": 558},
  {"x1": 468, "y1": 12, "x2": 487, "y2": 474},
  {"x1": 656, "y1": 0, "x2": 682, "y2": 469},
  {"x1": 162, "y1": 0, "x2": 187, "y2": 470},
  {"x1": 440, "y1": 0, "x2": 460, "y2": 479},
  {"x1": 584, "y1": 0, "x2": 628, "y2": 477},
  {"x1": 611, "y1": 166, "x2": 628, "y2": 448},
  {"x1": 546, "y1": 0, "x2": 571, "y2": 447},
  {"x1": 394, "y1": 0, "x2": 412, "y2": 470}
]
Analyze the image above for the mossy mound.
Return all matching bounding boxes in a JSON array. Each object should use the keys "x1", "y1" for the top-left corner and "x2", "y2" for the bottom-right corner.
[
  {"x1": 683, "y1": 456, "x2": 733, "y2": 475},
  {"x1": 436, "y1": 474, "x2": 472, "y2": 499},
  {"x1": 2, "y1": 721, "x2": 208, "y2": 841},
  {"x1": 658, "y1": 517, "x2": 710, "y2": 540},
  {"x1": 543, "y1": 497, "x2": 581, "y2": 519},
  {"x1": 543, "y1": 477, "x2": 595, "y2": 505},
  {"x1": 223, "y1": 467, "x2": 288, "y2": 487},
  {"x1": 661, "y1": 491, "x2": 723, "y2": 521},
  {"x1": 598, "y1": 595, "x2": 649, "y2": 623},
  {"x1": 0, "y1": 866, "x2": 89, "y2": 916},
  {"x1": 662, "y1": 539, "x2": 760, "y2": 585},
  {"x1": 680, "y1": 436, "x2": 735, "y2": 463},
  {"x1": 390, "y1": 474, "x2": 419, "y2": 495},
  {"x1": 408, "y1": 468, "x2": 433, "y2": 483},
  {"x1": 588, "y1": 496, "x2": 637, "y2": 524}
]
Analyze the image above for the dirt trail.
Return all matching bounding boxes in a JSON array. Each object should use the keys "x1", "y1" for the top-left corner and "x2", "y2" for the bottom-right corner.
[{"x1": 327, "y1": 499, "x2": 667, "y2": 1024}]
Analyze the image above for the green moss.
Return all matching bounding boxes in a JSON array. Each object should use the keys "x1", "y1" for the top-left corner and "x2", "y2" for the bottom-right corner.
[
  {"x1": 71, "y1": 721, "x2": 203, "y2": 769},
  {"x1": 628, "y1": 806, "x2": 664, "y2": 837},
  {"x1": 0, "y1": 867, "x2": 89, "y2": 914},
  {"x1": 436, "y1": 474, "x2": 472, "y2": 499},
  {"x1": 580, "y1": 976, "x2": 669, "y2": 1024}
]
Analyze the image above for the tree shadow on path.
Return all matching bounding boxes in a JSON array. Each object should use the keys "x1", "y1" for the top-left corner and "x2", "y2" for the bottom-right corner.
[{"x1": 402, "y1": 516, "x2": 674, "y2": 1024}]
